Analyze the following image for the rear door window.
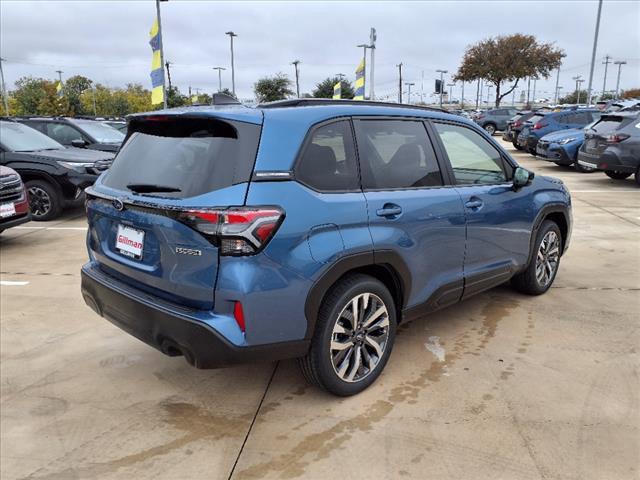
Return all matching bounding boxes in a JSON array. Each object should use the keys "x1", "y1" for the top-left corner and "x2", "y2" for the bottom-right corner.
[
  {"x1": 102, "y1": 117, "x2": 260, "y2": 198},
  {"x1": 433, "y1": 122, "x2": 511, "y2": 185},
  {"x1": 295, "y1": 120, "x2": 359, "y2": 191},
  {"x1": 356, "y1": 120, "x2": 443, "y2": 190}
]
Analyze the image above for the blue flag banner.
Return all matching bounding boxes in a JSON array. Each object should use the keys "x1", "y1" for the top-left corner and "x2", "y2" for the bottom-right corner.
[
  {"x1": 354, "y1": 58, "x2": 365, "y2": 100},
  {"x1": 149, "y1": 19, "x2": 164, "y2": 105}
]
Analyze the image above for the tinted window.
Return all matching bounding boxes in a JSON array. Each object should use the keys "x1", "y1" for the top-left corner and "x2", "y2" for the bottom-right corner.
[
  {"x1": 357, "y1": 120, "x2": 443, "y2": 190},
  {"x1": 70, "y1": 119, "x2": 125, "y2": 143},
  {"x1": 295, "y1": 120, "x2": 359, "y2": 191},
  {"x1": 0, "y1": 121, "x2": 65, "y2": 152},
  {"x1": 103, "y1": 117, "x2": 260, "y2": 198},
  {"x1": 434, "y1": 123, "x2": 509, "y2": 185},
  {"x1": 46, "y1": 123, "x2": 84, "y2": 144}
]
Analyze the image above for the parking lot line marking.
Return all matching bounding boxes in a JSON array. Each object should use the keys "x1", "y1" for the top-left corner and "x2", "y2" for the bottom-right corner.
[
  {"x1": 570, "y1": 190, "x2": 638, "y2": 193},
  {"x1": 0, "y1": 280, "x2": 30, "y2": 286}
]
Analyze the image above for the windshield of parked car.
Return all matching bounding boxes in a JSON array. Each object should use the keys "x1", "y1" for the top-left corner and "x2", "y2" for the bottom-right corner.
[
  {"x1": 70, "y1": 119, "x2": 125, "y2": 143},
  {"x1": 0, "y1": 121, "x2": 65, "y2": 152}
]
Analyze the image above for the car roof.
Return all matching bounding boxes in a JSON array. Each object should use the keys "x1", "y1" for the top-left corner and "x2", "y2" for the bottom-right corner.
[{"x1": 127, "y1": 104, "x2": 264, "y2": 125}]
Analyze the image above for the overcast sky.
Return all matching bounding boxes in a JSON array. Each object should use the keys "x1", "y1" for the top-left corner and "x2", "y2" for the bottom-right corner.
[{"x1": 1, "y1": 0, "x2": 639, "y2": 103}]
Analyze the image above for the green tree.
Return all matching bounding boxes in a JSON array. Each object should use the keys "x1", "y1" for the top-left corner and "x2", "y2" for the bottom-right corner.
[
  {"x1": 312, "y1": 77, "x2": 355, "y2": 99},
  {"x1": 11, "y1": 76, "x2": 71, "y2": 115},
  {"x1": 454, "y1": 34, "x2": 564, "y2": 107},
  {"x1": 64, "y1": 75, "x2": 93, "y2": 115},
  {"x1": 166, "y1": 86, "x2": 188, "y2": 108},
  {"x1": 254, "y1": 73, "x2": 293, "y2": 103},
  {"x1": 558, "y1": 90, "x2": 589, "y2": 104}
]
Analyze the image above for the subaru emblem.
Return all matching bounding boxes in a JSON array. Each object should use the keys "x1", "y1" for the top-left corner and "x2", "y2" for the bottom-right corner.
[{"x1": 113, "y1": 198, "x2": 124, "y2": 211}]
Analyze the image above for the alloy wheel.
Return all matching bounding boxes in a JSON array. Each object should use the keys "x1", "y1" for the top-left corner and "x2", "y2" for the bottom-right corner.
[
  {"x1": 535, "y1": 231, "x2": 560, "y2": 287},
  {"x1": 329, "y1": 293, "x2": 390, "y2": 383},
  {"x1": 28, "y1": 186, "x2": 52, "y2": 218}
]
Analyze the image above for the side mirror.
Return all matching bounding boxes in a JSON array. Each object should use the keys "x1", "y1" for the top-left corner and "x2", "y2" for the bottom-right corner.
[
  {"x1": 71, "y1": 139, "x2": 87, "y2": 148},
  {"x1": 513, "y1": 166, "x2": 534, "y2": 189}
]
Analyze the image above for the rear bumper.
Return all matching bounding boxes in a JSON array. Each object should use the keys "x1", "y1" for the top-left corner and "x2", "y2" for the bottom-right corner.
[
  {"x1": 81, "y1": 263, "x2": 309, "y2": 368},
  {"x1": 577, "y1": 150, "x2": 638, "y2": 174},
  {"x1": 0, "y1": 212, "x2": 31, "y2": 231}
]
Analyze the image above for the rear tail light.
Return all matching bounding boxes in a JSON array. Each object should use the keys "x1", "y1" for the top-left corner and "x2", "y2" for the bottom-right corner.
[
  {"x1": 533, "y1": 122, "x2": 548, "y2": 130},
  {"x1": 178, "y1": 207, "x2": 284, "y2": 256},
  {"x1": 606, "y1": 133, "x2": 630, "y2": 143},
  {"x1": 513, "y1": 120, "x2": 522, "y2": 128}
]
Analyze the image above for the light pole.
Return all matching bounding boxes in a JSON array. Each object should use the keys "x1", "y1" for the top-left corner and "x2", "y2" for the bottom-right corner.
[
  {"x1": 225, "y1": 31, "x2": 237, "y2": 96},
  {"x1": 577, "y1": 79, "x2": 585, "y2": 103},
  {"x1": 405, "y1": 82, "x2": 415, "y2": 104},
  {"x1": 475, "y1": 78, "x2": 481, "y2": 109},
  {"x1": 601, "y1": 55, "x2": 611, "y2": 99},
  {"x1": 447, "y1": 83, "x2": 455, "y2": 104},
  {"x1": 397, "y1": 63, "x2": 403, "y2": 103},
  {"x1": 155, "y1": 0, "x2": 168, "y2": 109},
  {"x1": 0, "y1": 57, "x2": 9, "y2": 115},
  {"x1": 369, "y1": 27, "x2": 376, "y2": 100},
  {"x1": 586, "y1": 0, "x2": 603, "y2": 105},
  {"x1": 553, "y1": 66, "x2": 561, "y2": 104},
  {"x1": 555, "y1": 86, "x2": 563, "y2": 103},
  {"x1": 436, "y1": 69, "x2": 447, "y2": 108},
  {"x1": 532, "y1": 77, "x2": 538, "y2": 105},
  {"x1": 291, "y1": 60, "x2": 301, "y2": 98},
  {"x1": 486, "y1": 84, "x2": 492, "y2": 106},
  {"x1": 614, "y1": 60, "x2": 626, "y2": 98},
  {"x1": 572, "y1": 75, "x2": 582, "y2": 104},
  {"x1": 212, "y1": 67, "x2": 225, "y2": 93},
  {"x1": 460, "y1": 81, "x2": 465, "y2": 108}
]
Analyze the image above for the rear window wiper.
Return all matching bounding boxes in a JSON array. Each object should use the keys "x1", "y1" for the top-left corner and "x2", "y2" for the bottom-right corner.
[{"x1": 126, "y1": 183, "x2": 182, "y2": 193}]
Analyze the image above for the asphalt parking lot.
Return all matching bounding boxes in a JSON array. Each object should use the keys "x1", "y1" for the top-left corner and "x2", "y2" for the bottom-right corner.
[{"x1": 1, "y1": 138, "x2": 638, "y2": 480}]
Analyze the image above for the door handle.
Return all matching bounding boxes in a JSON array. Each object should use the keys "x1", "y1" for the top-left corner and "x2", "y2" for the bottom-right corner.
[
  {"x1": 376, "y1": 204, "x2": 402, "y2": 218},
  {"x1": 465, "y1": 198, "x2": 484, "y2": 210}
]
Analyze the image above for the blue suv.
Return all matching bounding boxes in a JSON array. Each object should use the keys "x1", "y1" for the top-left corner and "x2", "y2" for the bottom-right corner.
[
  {"x1": 517, "y1": 109, "x2": 601, "y2": 154},
  {"x1": 81, "y1": 99, "x2": 572, "y2": 396},
  {"x1": 535, "y1": 117, "x2": 601, "y2": 172}
]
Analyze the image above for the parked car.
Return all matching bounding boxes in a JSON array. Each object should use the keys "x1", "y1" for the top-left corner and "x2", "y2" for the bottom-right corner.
[
  {"x1": 502, "y1": 111, "x2": 534, "y2": 148},
  {"x1": 0, "y1": 120, "x2": 115, "y2": 220},
  {"x1": 0, "y1": 165, "x2": 31, "y2": 232},
  {"x1": 17, "y1": 117, "x2": 125, "y2": 152},
  {"x1": 103, "y1": 120, "x2": 127, "y2": 133},
  {"x1": 474, "y1": 107, "x2": 519, "y2": 135},
  {"x1": 81, "y1": 99, "x2": 572, "y2": 396},
  {"x1": 577, "y1": 112, "x2": 640, "y2": 185},
  {"x1": 534, "y1": 118, "x2": 602, "y2": 172},
  {"x1": 517, "y1": 109, "x2": 601, "y2": 154}
]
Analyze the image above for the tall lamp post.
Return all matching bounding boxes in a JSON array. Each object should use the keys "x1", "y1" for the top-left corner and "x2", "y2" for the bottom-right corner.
[
  {"x1": 577, "y1": 79, "x2": 585, "y2": 103},
  {"x1": 405, "y1": 82, "x2": 415, "y2": 104},
  {"x1": 225, "y1": 31, "x2": 238, "y2": 96},
  {"x1": 613, "y1": 60, "x2": 626, "y2": 99},
  {"x1": 447, "y1": 83, "x2": 455, "y2": 104},
  {"x1": 212, "y1": 66, "x2": 225, "y2": 93},
  {"x1": 586, "y1": 0, "x2": 603, "y2": 105},
  {"x1": 436, "y1": 69, "x2": 447, "y2": 108},
  {"x1": 291, "y1": 60, "x2": 301, "y2": 98},
  {"x1": 0, "y1": 57, "x2": 9, "y2": 115}
]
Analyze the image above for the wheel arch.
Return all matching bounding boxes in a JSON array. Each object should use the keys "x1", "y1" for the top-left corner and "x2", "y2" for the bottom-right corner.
[
  {"x1": 527, "y1": 204, "x2": 570, "y2": 267},
  {"x1": 303, "y1": 250, "x2": 411, "y2": 339}
]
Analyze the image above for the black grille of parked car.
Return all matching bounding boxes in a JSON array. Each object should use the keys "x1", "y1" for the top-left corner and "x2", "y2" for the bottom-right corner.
[{"x1": 0, "y1": 173, "x2": 24, "y2": 202}]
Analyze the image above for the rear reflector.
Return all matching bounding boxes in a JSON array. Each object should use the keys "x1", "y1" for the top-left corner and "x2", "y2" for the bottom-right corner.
[
  {"x1": 234, "y1": 301, "x2": 246, "y2": 332},
  {"x1": 606, "y1": 133, "x2": 630, "y2": 143},
  {"x1": 533, "y1": 122, "x2": 548, "y2": 130}
]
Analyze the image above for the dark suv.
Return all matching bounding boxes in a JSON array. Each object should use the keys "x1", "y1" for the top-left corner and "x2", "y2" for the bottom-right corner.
[
  {"x1": 81, "y1": 100, "x2": 572, "y2": 396},
  {"x1": 474, "y1": 108, "x2": 519, "y2": 135},
  {"x1": 17, "y1": 117, "x2": 125, "y2": 153},
  {"x1": 0, "y1": 120, "x2": 115, "y2": 220}
]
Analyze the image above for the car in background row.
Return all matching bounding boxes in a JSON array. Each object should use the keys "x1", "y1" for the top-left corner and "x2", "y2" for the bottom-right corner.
[
  {"x1": 103, "y1": 120, "x2": 127, "y2": 133},
  {"x1": 0, "y1": 165, "x2": 31, "y2": 232},
  {"x1": 534, "y1": 119, "x2": 602, "y2": 173},
  {"x1": 474, "y1": 107, "x2": 520, "y2": 135},
  {"x1": 517, "y1": 109, "x2": 601, "y2": 154},
  {"x1": 503, "y1": 111, "x2": 535, "y2": 149},
  {"x1": 16, "y1": 116, "x2": 125, "y2": 152},
  {"x1": 0, "y1": 121, "x2": 115, "y2": 220},
  {"x1": 577, "y1": 112, "x2": 640, "y2": 186}
]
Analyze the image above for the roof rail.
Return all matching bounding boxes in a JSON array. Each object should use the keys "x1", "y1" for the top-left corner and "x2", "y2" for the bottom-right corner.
[{"x1": 257, "y1": 98, "x2": 447, "y2": 113}]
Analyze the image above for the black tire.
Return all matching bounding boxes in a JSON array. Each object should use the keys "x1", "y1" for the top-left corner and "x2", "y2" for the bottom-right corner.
[
  {"x1": 528, "y1": 147, "x2": 537, "y2": 156},
  {"x1": 483, "y1": 123, "x2": 497, "y2": 135},
  {"x1": 513, "y1": 140, "x2": 523, "y2": 151},
  {"x1": 512, "y1": 220, "x2": 562, "y2": 296},
  {"x1": 635, "y1": 167, "x2": 640, "y2": 187},
  {"x1": 25, "y1": 179, "x2": 62, "y2": 221},
  {"x1": 298, "y1": 274, "x2": 397, "y2": 396},
  {"x1": 605, "y1": 170, "x2": 632, "y2": 180}
]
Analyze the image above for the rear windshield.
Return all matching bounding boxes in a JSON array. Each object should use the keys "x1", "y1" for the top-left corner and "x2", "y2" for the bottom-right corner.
[
  {"x1": 102, "y1": 117, "x2": 261, "y2": 198},
  {"x1": 527, "y1": 114, "x2": 545, "y2": 124},
  {"x1": 590, "y1": 117, "x2": 624, "y2": 134}
]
